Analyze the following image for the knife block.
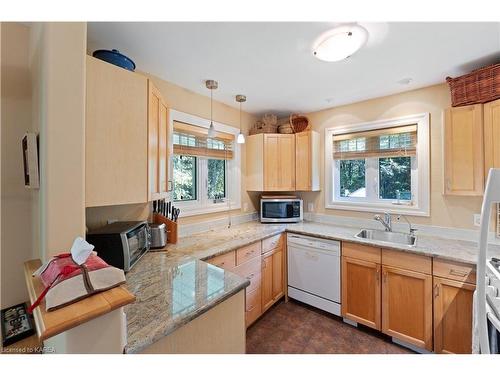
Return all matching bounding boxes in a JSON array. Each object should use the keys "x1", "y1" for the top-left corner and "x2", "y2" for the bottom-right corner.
[{"x1": 153, "y1": 213, "x2": 178, "y2": 244}]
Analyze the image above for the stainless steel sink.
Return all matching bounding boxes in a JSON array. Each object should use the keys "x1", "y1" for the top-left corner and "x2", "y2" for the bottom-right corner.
[{"x1": 355, "y1": 229, "x2": 417, "y2": 247}]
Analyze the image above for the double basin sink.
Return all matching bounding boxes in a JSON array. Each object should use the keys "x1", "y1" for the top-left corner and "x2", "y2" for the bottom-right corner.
[{"x1": 355, "y1": 229, "x2": 417, "y2": 247}]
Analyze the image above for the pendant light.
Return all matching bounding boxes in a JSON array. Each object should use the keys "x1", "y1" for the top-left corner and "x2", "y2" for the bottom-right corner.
[
  {"x1": 206, "y1": 79, "x2": 218, "y2": 138},
  {"x1": 236, "y1": 94, "x2": 246, "y2": 144}
]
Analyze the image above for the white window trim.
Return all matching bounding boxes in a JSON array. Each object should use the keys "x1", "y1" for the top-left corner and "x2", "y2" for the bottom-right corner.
[
  {"x1": 168, "y1": 109, "x2": 241, "y2": 217},
  {"x1": 325, "y1": 113, "x2": 430, "y2": 217}
]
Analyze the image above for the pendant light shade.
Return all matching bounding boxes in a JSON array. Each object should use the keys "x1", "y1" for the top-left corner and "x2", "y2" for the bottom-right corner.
[
  {"x1": 206, "y1": 79, "x2": 218, "y2": 138},
  {"x1": 236, "y1": 94, "x2": 246, "y2": 144}
]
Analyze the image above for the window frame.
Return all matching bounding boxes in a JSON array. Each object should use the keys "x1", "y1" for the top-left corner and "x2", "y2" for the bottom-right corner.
[
  {"x1": 325, "y1": 113, "x2": 430, "y2": 217},
  {"x1": 169, "y1": 109, "x2": 241, "y2": 217}
]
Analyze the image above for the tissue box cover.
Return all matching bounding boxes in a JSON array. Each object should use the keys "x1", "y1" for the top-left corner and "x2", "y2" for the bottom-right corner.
[{"x1": 39, "y1": 253, "x2": 126, "y2": 311}]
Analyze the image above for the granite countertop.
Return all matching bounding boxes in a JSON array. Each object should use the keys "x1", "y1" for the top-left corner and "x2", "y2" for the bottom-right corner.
[
  {"x1": 156, "y1": 220, "x2": 500, "y2": 265},
  {"x1": 124, "y1": 252, "x2": 249, "y2": 353},
  {"x1": 125, "y1": 219, "x2": 500, "y2": 353}
]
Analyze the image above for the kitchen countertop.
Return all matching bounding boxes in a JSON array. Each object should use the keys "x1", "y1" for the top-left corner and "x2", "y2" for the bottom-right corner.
[
  {"x1": 124, "y1": 252, "x2": 249, "y2": 354},
  {"x1": 155, "y1": 220, "x2": 500, "y2": 265},
  {"x1": 125, "y1": 219, "x2": 500, "y2": 353}
]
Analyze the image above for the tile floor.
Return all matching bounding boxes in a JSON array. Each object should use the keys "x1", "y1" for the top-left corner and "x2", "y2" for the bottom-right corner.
[{"x1": 246, "y1": 299, "x2": 414, "y2": 354}]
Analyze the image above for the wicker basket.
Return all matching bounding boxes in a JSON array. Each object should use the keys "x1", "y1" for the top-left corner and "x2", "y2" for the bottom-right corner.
[
  {"x1": 249, "y1": 120, "x2": 278, "y2": 135},
  {"x1": 446, "y1": 63, "x2": 500, "y2": 107},
  {"x1": 290, "y1": 114, "x2": 310, "y2": 133},
  {"x1": 278, "y1": 123, "x2": 294, "y2": 134}
]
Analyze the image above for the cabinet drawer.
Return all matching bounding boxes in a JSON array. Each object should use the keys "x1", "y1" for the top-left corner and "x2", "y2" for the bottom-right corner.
[
  {"x1": 262, "y1": 234, "x2": 283, "y2": 254},
  {"x1": 433, "y1": 258, "x2": 476, "y2": 284},
  {"x1": 246, "y1": 286, "x2": 261, "y2": 312},
  {"x1": 245, "y1": 287, "x2": 262, "y2": 327},
  {"x1": 233, "y1": 257, "x2": 261, "y2": 293},
  {"x1": 206, "y1": 251, "x2": 236, "y2": 270},
  {"x1": 236, "y1": 242, "x2": 262, "y2": 265},
  {"x1": 382, "y1": 249, "x2": 431, "y2": 274},
  {"x1": 343, "y1": 242, "x2": 381, "y2": 263}
]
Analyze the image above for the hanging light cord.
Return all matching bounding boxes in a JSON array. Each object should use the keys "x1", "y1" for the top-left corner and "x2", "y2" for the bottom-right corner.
[
  {"x1": 239, "y1": 101, "x2": 242, "y2": 132},
  {"x1": 210, "y1": 87, "x2": 213, "y2": 126}
]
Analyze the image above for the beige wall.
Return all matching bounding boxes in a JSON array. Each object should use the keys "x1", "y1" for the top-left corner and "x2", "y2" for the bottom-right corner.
[
  {"x1": 86, "y1": 70, "x2": 259, "y2": 230},
  {"x1": 29, "y1": 22, "x2": 87, "y2": 258},
  {"x1": 0, "y1": 23, "x2": 33, "y2": 308},
  {"x1": 299, "y1": 83, "x2": 483, "y2": 230}
]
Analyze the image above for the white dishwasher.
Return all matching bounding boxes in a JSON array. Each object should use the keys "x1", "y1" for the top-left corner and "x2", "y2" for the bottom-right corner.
[{"x1": 287, "y1": 233, "x2": 341, "y2": 316}]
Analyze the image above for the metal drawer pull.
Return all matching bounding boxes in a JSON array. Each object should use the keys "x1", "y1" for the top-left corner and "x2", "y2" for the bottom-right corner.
[
  {"x1": 449, "y1": 269, "x2": 468, "y2": 277},
  {"x1": 246, "y1": 250, "x2": 254, "y2": 255},
  {"x1": 376, "y1": 268, "x2": 380, "y2": 282},
  {"x1": 246, "y1": 273, "x2": 255, "y2": 280}
]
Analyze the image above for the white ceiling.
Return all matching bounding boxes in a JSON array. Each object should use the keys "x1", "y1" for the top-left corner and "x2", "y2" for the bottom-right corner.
[{"x1": 87, "y1": 22, "x2": 500, "y2": 116}]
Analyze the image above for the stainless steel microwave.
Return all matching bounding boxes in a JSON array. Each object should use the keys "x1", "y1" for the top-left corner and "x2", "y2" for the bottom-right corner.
[
  {"x1": 260, "y1": 198, "x2": 303, "y2": 223},
  {"x1": 86, "y1": 221, "x2": 151, "y2": 272}
]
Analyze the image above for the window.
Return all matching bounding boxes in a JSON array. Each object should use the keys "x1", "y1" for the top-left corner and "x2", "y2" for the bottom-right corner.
[
  {"x1": 325, "y1": 113, "x2": 430, "y2": 216},
  {"x1": 170, "y1": 111, "x2": 241, "y2": 216},
  {"x1": 173, "y1": 155, "x2": 197, "y2": 201},
  {"x1": 207, "y1": 159, "x2": 226, "y2": 199}
]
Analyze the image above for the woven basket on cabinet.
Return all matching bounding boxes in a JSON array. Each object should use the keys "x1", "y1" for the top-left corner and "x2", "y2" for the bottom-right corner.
[{"x1": 446, "y1": 63, "x2": 500, "y2": 107}]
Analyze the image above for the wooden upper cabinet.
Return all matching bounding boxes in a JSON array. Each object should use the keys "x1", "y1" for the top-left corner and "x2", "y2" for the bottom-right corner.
[
  {"x1": 444, "y1": 104, "x2": 484, "y2": 196},
  {"x1": 148, "y1": 81, "x2": 170, "y2": 201},
  {"x1": 264, "y1": 134, "x2": 296, "y2": 191},
  {"x1": 433, "y1": 276, "x2": 474, "y2": 354},
  {"x1": 484, "y1": 98, "x2": 500, "y2": 179},
  {"x1": 381, "y1": 265, "x2": 433, "y2": 351},
  {"x1": 86, "y1": 56, "x2": 149, "y2": 207},
  {"x1": 295, "y1": 131, "x2": 320, "y2": 191},
  {"x1": 247, "y1": 132, "x2": 320, "y2": 192},
  {"x1": 341, "y1": 256, "x2": 381, "y2": 330}
]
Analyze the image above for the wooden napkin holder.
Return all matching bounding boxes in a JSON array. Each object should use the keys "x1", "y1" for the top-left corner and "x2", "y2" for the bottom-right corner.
[{"x1": 153, "y1": 213, "x2": 178, "y2": 244}]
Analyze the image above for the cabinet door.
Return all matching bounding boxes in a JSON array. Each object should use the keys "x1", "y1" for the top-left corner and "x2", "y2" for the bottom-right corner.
[
  {"x1": 433, "y1": 277, "x2": 474, "y2": 354},
  {"x1": 148, "y1": 82, "x2": 160, "y2": 199},
  {"x1": 382, "y1": 266, "x2": 433, "y2": 350},
  {"x1": 295, "y1": 131, "x2": 311, "y2": 191},
  {"x1": 261, "y1": 253, "x2": 274, "y2": 311},
  {"x1": 444, "y1": 104, "x2": 484, "y2": 195},
  {"x1": 278, "y1": 134, "x2": 296, "y2": 191},
  {"x1": 272, "y1": 248, "x2": 284, "y2": 301},
  {"x1": 148, "y1": 81, "x2": 170, "y2": 200},
  {"x1": 341, "y1": 257, "x2": 381, "y2": 330},
  {"x1": 484, "y1": 98, "x2": 500, "y2": 178},
  {"x1": 263, "y1": 134, "x2": 280, "y2": 190},
  {"x1": 86, "y1": 56, "x2": 148, "y2": 207}
]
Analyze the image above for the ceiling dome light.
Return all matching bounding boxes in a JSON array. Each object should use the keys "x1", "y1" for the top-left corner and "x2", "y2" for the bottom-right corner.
[{"x1": 313, "y1": 24, "x2": 368, "y2": 62}]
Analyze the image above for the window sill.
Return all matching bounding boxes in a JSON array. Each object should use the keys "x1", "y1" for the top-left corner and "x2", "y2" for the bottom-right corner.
[
  {"x1": 325, "y1": 201, "x2": 429, "y2": 217},
  {"x1": 174, "y1": 201, "x2": 241, "y2": 218}
]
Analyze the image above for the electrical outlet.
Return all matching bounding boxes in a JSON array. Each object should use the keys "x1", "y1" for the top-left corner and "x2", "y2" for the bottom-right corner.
[
  {"x1": 308, "y1": 202, "x2": 314, "y2": 212},
  {"x1": 473, "y1": 214, "x2": 481, "y2": 227},
  {"x1": 243, "y1": 202, "x2": 248, "y2": 212}
]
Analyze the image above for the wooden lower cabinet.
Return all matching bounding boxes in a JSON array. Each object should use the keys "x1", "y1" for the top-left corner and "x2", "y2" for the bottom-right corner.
[
  {"x1": 433, "y1": 277, "x2": 475, "y2": 354},
  {"x1": 262, "y1": 248, "x2": 285, "y2": 313},
  {"x1": 341, "y1": 256, "x2": 381, "y2": 330},
  {"x1": 381, "y1": 265, "x2": 433, "y2": 351}
]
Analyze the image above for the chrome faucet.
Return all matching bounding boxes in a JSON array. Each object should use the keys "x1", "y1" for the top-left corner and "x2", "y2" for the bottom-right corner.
[
  {"x1": 398, "y1": 215, "x2": 417, "y2": 236},
  {"x1": 374, "y1": 212, "x2": 392, "y2": 232}
]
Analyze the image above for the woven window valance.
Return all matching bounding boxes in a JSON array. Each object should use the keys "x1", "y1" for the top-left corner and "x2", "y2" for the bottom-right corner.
[
  {"x1": 333, "y1": 125, "x2": 417, "y2": 160},
  {"x1": 173, "y1": 121, "x2": 234, "y2": 159}
]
